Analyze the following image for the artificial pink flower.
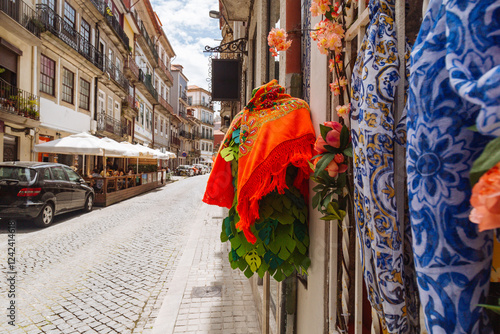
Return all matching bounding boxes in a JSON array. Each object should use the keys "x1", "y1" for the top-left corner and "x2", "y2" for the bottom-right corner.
[
  {"x1": 334, "y1": 154, "x2": 344, "y2": 164},
  {"x1": 338, "y1": 164, "x2": 348, "y2": 174},
  {"x1": 314, "y1": 136, "x2": 329, "y2": 154},
  {"x1": 336, "y1": 103, "x2": 351, "y2": 120},
  {"x1": 324, "y1": 121, "x2": 343, "y2": 133},
  {"x1": 325, "y1": 128, "x2": 341, "y2": 148},
  {"x1": 267, "y1": 28, "x2": 292, "y2": 57},
  {"x1": 330, "y1": 82, "x2": 341, "y2": 95},
  {"x1": 470, "y1": 162, "x2": 500, "y2": 232},
  {"x1": 326, "y1": 160, "x2": 339, "y2": 177}
]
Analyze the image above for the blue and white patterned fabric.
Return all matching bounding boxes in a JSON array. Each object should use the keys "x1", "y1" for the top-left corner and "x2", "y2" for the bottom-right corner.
[
  {"x1": 350, "y1": 0, "x2": 419, "y2": 332},
  {"x1": 407, "y1": 0, "x2": 500, "y2": 333}
]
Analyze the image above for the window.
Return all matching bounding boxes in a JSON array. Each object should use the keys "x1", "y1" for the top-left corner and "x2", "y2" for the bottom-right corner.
[
  {"x1": 63, "y1": 2, "x2": 76, "y2": 30},
  {"x1": 43, "y1": 168, "x2": 52, "y2": 180},
  {"x1": 115, "y1": 101, "x2": 120, "y2": 118},
  {"x1": 107, "y1": 96, "x2": 113, "y2": 116},
  {"x1": 50, "y1": 167, "x2": 68, "y2": 181},
  {"x1": 80, "y1": 19, "x2": 91, "y2": 55},
  {"x1": 40, "y1": 55, "x2": 55, "y2": 96},
  {"x1": 63, "y1": 166, "x2": 81, "y2": 182},
  {"x1": 62, "y1": 68, "x2": 74, "y2": 104},
  {"x1": 79, "y1": 78, "x2": 90, "y2": 110},
  {"x1": 188, "y1": 96, "x2": 192, "y2": 105}
]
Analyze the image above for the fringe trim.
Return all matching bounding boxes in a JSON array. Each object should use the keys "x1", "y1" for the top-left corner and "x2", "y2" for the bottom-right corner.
[{"x1": 235, "y1": 134, "x2": 315, "y2": 243}]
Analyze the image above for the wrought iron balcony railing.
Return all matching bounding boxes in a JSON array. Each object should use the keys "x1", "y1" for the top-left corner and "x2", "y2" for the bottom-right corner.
[
  {"x1": 37, "y1": 4, "x2": 104, "y2": 70},
  {"x1": 104, "y1": 57, "x2": 129, "y2": 91},
  {"x1": 138, "y1": 69, "x2": 158, "y2": 101},
  {"x1": 89, "y1": 0, "x2": 129, "y2": 48},
  {"x1": 170, "y1": 136, "x2": 180, "y2": 146},
  {"x1": 0, "y1": 0, "x2": 41, "y2": 37},
  {"x1": 201, "y1": 133, "x2": 214, "y2": 140},
  {"x1": 179, "y1": 130, "x2": 192, "y2": 139},
  {"x1": 180, "y1": 92, "x2": 188, "y2": 102},
  {"x1": 189, "y1": 100, "x2": 212, "y2": 109},
  {"x1": 138, "y1": 20, "x2": 158, "y2": 62},
  {"x1": 0, "y1": 80, "x2": 40, "y2": 120},
  {"x1": 124, "y1": 55, "x2": 140, "y2": 80},
  {"x1": 158, "y1": 59, "x2": 173, "y2": 83},
  {"x1": 121, "y1": 120, "x2": 131, "y2": 137},
  {"x1": 97, "y1": 112, "x2": 121, "y2": 135}
]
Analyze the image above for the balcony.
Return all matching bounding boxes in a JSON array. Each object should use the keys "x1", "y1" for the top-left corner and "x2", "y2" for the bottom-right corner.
[
  {"x1": 180, "y1": 92, "x2": 188, "y2": 103},
  {"x1": 121, "y1": 119, "x2": 132, "y2": 137},
  {"x1": 157, "y1": 59, "x2": 173, "y2": 84},
  {"x1": 191, "y1": 131, "x2": 200, "y2": 140},
  {"x1": 88, "y1": 0, "x2": 129, "y2": 49},
  {"x1": 0, "y1": 0, "x2": 42, "y2": 37},
  {"x1": 121, "y1": 94, "x2": 137, "y2": 118},
  {"x1": 179, "y1": 130, "x2": 192, "y2": 139},
  {"x1": 124, "y1": 55, "x2": 139, "y2": 81},
  {"x1": 201, "y1": 118, "x2": 214, "y2": 126},
  {"x1": 104, "y1": 57, "x2": 129, "y2": 92},
  {"x1": 37, "y1": 4, "x2": 104, "y2": 70},
  {"x1": 0, "y1": 80, "x2": 40, "y2": 122},
  {"x1": 137, "y1": 20, "x2": 158, "y2": 64},
  {"x1": 170, "y1": 135, "x2": 180, "y2": 146},
  {"x1": 189, "y1": 100, "x2": 213, "y2": 109},
  {"x1": 97, "y1": 113, "x2": 121, "y2": 136},
  {"x1": 158, "y1": 95, "x2": 173, "y2": 114},
  {"x1": 138, "y1": 69, "x2": 158, "y2": 102}
]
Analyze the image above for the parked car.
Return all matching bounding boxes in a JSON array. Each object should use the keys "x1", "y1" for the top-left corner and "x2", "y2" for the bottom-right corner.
[
  {"x1": 176, "y1": 165, "x2": 195, "y2": 177},
  {"x1": 0, "y1": 162, "x2": 94, "y2": 227}
]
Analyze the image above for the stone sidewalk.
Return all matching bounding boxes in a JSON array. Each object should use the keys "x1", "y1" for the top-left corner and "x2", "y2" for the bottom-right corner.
[{"x1": 151, "y1": 202, "x2": 260, "y2": 334}]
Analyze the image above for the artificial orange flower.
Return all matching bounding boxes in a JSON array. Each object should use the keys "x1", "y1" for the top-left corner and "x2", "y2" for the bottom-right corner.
[{"x1": 470, "y1": 162, "x2": 500, "y2": 231}]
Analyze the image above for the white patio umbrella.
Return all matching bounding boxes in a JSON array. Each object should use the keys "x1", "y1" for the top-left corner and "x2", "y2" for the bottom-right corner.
[{"x1": 34, "y1": 132, "x2": 132, "y2": 175}]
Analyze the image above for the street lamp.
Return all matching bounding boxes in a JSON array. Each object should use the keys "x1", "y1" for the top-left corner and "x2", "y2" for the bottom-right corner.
[{"x1": 209, "y1": 10, "x2": 233, "y2": 35}]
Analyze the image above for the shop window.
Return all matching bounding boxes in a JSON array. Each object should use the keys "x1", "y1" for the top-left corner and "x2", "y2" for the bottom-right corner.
[
  {"x1": 62, "y1": 68, "x2": 74, "y2": 104},
  {"x1": 40, "y1": 55, "x2": 56, "y2": 96},
  {"x1": 3, "y1": 134, "x2": 18, "y2": 162},
  {"x1": 79, "y1": 78, "x2": 90, "y2": 110}
]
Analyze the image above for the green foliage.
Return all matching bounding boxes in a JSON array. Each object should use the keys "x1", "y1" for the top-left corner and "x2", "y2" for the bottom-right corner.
[
  {"x1": 470, "y1": 136, "x2": 500, "y2": 186},
  {"x1": 127, "y1": 164, "x2": 158, "y2": 173}
]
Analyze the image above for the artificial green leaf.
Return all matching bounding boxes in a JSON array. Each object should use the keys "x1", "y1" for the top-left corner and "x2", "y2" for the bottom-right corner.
[
  {"x1": 320, "y1": 124, "x2": 331, "y2": 141},
  {"x1": 257, "y1": 261, "x2": 270, "y2": 278},
  {"x1": 244, "y1": 266, "x2": 255, "y2": 278},
  {"x1": 293, "y1": 220, "x2": 307, "y2": 242},
  {"x1": 320, "y1": 214, "x2": 339, "y2": 221},
  {"x1": 295, "y1": 240, "x2": 306, "y2": 254},
  {"x1": 339, "y1": 125, "x2": 350, "y2": 149},
  {"x1": 264, "y1": 251, "x2": 284, "y2": 270},
  {"x1": 282, "y1": 196, "x2": 292, "y2": 210},
  {"x1": 220, "y1": 231, "x2": 228, "y2": 243},
  {"x1": 229, "y1": 234, "x2": 242, "y2": 250},
  {"x1": 230, "y1": 261, "x2": 238, "y2": 269},
  {"x1": 468, "y1": 125, "x2": 478, "y2": 132},
  {"x1": 258, "y1": 224, "x2": 274, "y2": 245},
  {"x1": 245, "y1": 250, "x2": 262, "y2": 271},
  {"x1": 478, "y1": 304, "x2": 500, "y2": 315},
  {"x1": 470, "y1": 136, "x2": 500, "y2": 186},
  {"x1": 343, "y1": 146, "x2": 353, "y2": 158},
  {"x1": 273, "y1": 268, "x2": 285, "y2": 282},
  {"x1": 238, "y1": 257, "x2": 248, "y2": 271},
  {"x1": 278, "y1": 238, "x2": 296, "y2": 261},
  {"x1": 282, "y1": 263, "x2": 295, "y2": 277},
  {"x1": 312, "y1": 192, "x2": 320, "y2": 209},
  {"x1": 236, "y1": 245, "x2": 247, "y2": 257},
  {"x1": 314, "y1": 154, "x2": 335, "y2": 178},
  {"x1": 260, "y1": 202, "x2": 274, "y2": 218}
]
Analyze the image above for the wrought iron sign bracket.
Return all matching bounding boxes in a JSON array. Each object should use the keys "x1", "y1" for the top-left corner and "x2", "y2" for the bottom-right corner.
[{"x1": 204, "y1": 38, "x2": 247, "y2": 54}]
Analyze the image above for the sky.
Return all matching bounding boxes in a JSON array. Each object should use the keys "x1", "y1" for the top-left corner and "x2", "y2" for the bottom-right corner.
[{"x1": 151, "y1": 0, "x2": 222, "y2": 91}]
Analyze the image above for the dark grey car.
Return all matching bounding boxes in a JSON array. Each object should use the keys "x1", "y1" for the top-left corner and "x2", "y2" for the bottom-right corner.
[{"x1": 0, "y1": 162, "x2": 94, "y2": 227}]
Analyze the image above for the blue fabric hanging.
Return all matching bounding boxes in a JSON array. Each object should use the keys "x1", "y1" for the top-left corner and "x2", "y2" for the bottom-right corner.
[
  {"x1": 350, "y1": 0, "x2": 419, "y2": 332},
  {"x1": 406, "y1": 0, "x2": 500, "y2": 332}
]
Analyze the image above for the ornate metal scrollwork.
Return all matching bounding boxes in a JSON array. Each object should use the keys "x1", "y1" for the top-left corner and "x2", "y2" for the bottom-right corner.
[{"x1": 204, "y1": 38, "x2": 247, "y2": 54}]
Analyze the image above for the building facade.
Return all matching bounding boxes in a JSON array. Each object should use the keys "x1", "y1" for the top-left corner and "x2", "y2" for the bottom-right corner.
[
  {"x1": 187, "y1": 85, "x2": 214, "y2": 166},
  {"x1": 0, "y1": 0, "x2": 177, "y2": 169}
]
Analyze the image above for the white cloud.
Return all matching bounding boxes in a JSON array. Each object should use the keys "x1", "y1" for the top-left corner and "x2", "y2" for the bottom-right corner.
[{"x1": 151, "y1": 0, "x2": 221, "y2": 91}]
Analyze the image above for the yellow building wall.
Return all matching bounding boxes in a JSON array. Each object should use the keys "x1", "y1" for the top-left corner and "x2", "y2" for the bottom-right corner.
[{"x1": 123, "y1": 19, "x2": 134, "y2": 54}]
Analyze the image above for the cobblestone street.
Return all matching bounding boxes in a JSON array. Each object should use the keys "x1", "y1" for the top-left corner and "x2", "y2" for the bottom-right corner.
[{"x1": 0, "y1": 175, "x2": 216, "y2": 333}]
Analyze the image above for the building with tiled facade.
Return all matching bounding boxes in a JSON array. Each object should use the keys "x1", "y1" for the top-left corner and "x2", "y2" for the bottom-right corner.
[{"x1": 187, "y1": 85, "x2": 214, "y2": 166}]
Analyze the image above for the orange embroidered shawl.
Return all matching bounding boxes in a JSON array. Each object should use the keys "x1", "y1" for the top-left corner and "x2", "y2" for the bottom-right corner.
[{"x1": 203, "y1": 80, "x2": 315, "y2": 243}]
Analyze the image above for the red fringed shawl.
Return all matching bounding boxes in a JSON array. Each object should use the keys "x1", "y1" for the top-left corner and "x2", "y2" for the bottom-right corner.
[{"x1": 203, "y1": 80, "x2": 315, "y2": 243}]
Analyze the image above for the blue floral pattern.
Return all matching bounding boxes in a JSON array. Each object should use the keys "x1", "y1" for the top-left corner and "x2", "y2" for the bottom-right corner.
[
  {"x1": 406, "y1": 0, "x2": 499, "y2": 332},
  {"x1": 350, "y1": 0, "x2": 419, "y2": 332}
]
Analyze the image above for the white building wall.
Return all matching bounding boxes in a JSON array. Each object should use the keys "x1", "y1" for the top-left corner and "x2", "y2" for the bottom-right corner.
[{"x1": 40, "y1": 98, "x2": 91, "y2": 134}]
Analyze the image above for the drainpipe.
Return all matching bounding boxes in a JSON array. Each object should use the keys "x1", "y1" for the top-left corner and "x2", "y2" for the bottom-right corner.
[
  {"x1": 285, "y1": 0, "x2": 302, "y2": 98},
  {"x1": 281, "y1": 5, "x2": 301, "y2": 333},
  {"x1": 152, "y1": 104, "x2": 155, "y2": 148}
]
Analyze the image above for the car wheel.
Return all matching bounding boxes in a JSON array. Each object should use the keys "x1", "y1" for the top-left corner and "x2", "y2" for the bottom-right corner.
[
  {"x1": 83, "y1": 194, "x2": 94, "y2": 212},
  {"x1": 34, "y1": 203, "x2": 54, "y2": 227}
]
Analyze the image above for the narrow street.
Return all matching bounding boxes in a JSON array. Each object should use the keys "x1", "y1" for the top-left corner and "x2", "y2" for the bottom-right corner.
[{"x1": 0, "y1": 175, "x2": 213, "y2": 333}]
